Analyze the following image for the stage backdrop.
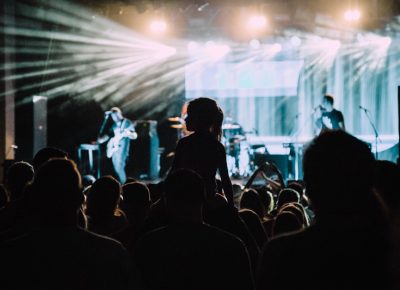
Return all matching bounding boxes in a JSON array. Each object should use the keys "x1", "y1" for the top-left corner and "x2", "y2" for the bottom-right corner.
[{"x1": 185, "y1": 47, "x2": 400, "y2": 149}]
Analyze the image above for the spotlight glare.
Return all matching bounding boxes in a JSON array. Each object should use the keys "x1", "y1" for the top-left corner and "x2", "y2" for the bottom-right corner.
[
  {"x1": 157, "y1": 46, "x2": 176, "y2": 58},
  {"x1": 248, "y1": 15, "x2": 267, "y2": 30},
  {"x1": 344, "y1": 9, "x2": 361, "y2": 22},
  {"x1": 150, "y1": 20, "x2": 167, "y2": 33}
]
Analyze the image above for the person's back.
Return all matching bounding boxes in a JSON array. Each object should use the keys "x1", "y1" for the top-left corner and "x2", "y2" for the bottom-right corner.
[
  {"x1": 1, "y1": 159, "x2": 137, "y2": 290},
  {"x1": 0, "y1": 162, "x2": 34, "y2": 238},
  {"x1": 258, "y1": 221, "x2": 390, "y2": 290},
  {"x1": 134, "y1": 169, "x2": 254, "y2": 290},
  {"x1": 173, "y1": 132, "x2": 225, "y2": 197},
  {"x1": 135, "y1": 223, "x2": 253, "y2": 290},
  {"x1": 3, "y1": 227, "x2": 134, "y2": 290},
  {"x1": 257, "y1": 131, "x2": 393, "y2": 290},
  {"x1": 85, "y1": 176, "x2": 129, "y2": 239}
]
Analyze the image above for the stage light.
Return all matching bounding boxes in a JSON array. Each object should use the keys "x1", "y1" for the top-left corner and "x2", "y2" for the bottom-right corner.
[
  {"x1": 150, "y1": 20, "x2": 167, "y2": 33},
  {"x1": 249, "y1": 39, "x2": 260, "y2": 49},
  {"x1": 298, "y1": 36, "x2": 341, "y2": 68},
  {"x1": 247, "y1": 15, "x2": 267, "y2": 30},
  {"x1": 344, "y1": 9, "x2": 361, "y2": 22},
  {"x1": 0, "y1": 0, "x2": 183, "y2": 112}
]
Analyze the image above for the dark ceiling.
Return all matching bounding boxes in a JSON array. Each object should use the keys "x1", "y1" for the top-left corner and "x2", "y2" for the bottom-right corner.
[{"x1": 74, "y1": 0, "x2": 400, "y2": 40}]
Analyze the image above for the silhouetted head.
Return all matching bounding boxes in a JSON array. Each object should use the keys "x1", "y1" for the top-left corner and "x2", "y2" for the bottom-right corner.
[
  {"x1": 5, "y1": 161, "x2": 34, "y2": 201},
  {"x1": 31, "y1": 158, "x2": 83, "y2": 225},
  {"x1": 185, "y1": 97, "x2": 223, "y2": 140},
  {"x1": 32, "y1": 147, "x2": 68, "y2": 170},
  {"x1": 322, "y1": 94, "x2": 334, "y2": 111},
  {"x1": 277, "y1": 188, "x2": 300, "y2": 209},
  {"x1": 122, "y1": 182, "x2": 151, "y2": 216},
  {"x1": 240, "y1": 188, "x2": 266, "y2": 219},
  {"x1": 256, "y1": 187, "x2": 275, "y2": 214},
  {"x1": 303, "y1": 130, "x2": 375, "y2": 216},
  {"x1": 164, "y1": 169, "x2": 206, "y2": 220},
  {"x1": 85, "y1": 176, "x2": 121, "y2": 218},
  {"x1": 279, "y1": 202, "x2": 308, "y2": 227},
  {"x1": 287, "y1": 181, "x2": 304, "y2": 196},
  {"x1": 373, "y1": 160, "x2": 400, "y2": 212},
  {"x1": 273, "y1": 211, "x2": 302, "y2": 237}
]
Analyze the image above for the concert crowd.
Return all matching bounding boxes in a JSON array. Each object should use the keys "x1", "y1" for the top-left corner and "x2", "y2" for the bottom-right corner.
[{"x1": 0, "y1": 98, "x2": 400, "y2": 290}]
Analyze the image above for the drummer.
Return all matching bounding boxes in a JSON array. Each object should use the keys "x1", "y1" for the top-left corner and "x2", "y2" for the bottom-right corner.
[{"x1": 222, "y1": 119, "x2": 245, "y2": 146}]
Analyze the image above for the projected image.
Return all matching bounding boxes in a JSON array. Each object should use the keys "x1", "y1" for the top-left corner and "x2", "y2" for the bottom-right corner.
[{"x1": 185, "y1": 61, "x2": 304, "y2": 99}]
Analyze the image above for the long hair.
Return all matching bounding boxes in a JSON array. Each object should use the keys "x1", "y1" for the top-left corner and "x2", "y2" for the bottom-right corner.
[{"x1": 187, "y1": 97, "x2": 224, "y2": 141}]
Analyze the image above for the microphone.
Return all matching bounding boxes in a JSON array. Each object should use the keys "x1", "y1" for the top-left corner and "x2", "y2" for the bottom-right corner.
[{"x1": 359, "y1": 105, "x2": 368, "y2": 111}]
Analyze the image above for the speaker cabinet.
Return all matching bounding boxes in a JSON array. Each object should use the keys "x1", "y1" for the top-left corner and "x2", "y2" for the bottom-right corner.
[
  {"x1": 32, "y1": 96, "x2": 47, "y2": 156},
  {"x1": 15, "y1": 96, "x2": 47, "y2": 161},
  {"x1": 129, "y1": 120, "x2": 160, "y2": 180}
]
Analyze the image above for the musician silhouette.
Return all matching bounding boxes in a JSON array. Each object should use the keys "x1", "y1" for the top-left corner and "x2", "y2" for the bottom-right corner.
[{"x1": 98, "y1": 107, "x2": 137, "y2": 184}]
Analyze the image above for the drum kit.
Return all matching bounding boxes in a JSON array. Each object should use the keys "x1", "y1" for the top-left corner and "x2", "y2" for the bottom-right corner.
[{"x1": 168, "y1": 116, "x2": 259, "y2": 178}]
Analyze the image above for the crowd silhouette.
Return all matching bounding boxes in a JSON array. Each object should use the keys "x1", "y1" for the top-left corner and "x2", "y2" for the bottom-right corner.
[{"x1": 0, "y1": 97, "x2": 399, "y2": 290}]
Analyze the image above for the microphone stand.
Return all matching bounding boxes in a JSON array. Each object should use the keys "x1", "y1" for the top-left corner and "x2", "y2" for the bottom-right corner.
[
  {"x1": 360, "y1": 107, "x2": 380, "y2": 159},
  {"x1": 98, "y1": 114, "x2": 110, "y2": 139},
  {"x1": 288, "y1": 113, "x2": 301, "y2": 138}
]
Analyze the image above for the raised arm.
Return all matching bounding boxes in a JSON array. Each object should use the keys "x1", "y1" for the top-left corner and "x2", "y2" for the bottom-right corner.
[{"x1": 218, "y1": 144, "x2": 234, "y2": 206}]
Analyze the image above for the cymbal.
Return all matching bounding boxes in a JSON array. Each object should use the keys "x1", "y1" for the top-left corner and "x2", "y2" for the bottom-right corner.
[
  {"x1": 228, "y1": 135, "x2": 246, "y2": 143},
  {"x1": 171, "y1": 124, "x2": 184, "y2": 129},
  {"x1": 222, "y1": 123, "x2": 241, "y2": 130},
  {"x1": 168, "y1": 117, "x2": 182, "y2": 122}
]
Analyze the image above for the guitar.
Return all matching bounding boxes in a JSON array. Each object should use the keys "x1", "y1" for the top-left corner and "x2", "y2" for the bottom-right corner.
[{"x1": 106, "y1": 129, "x2": 135, "y2": 158}]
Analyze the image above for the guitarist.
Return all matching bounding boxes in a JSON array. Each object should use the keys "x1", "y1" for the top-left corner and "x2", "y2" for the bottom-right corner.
[{"x1": 97, "y1": 107, "x2": 137, "y2": 183}]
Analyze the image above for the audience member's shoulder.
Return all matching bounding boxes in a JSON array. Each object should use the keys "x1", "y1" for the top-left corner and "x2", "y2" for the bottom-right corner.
[
  {"x1": 135, "y1": 225, "x2": 168, "y2": 247},
  {"x1": 264, "y1": 225, "x2": 311, "y2": 252},
  {"x1": 202, "y1": 222, "x2": 249, "y2": 249},
  {"x1": 77, "y1": 227, "x2": 126, "y2": 248},
  {"x1": 215, "y1": 139, "x2": 226, "y2": 152},
  {"x1": 138, "y1": 222, "x2": 246, "y2": 250}
]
